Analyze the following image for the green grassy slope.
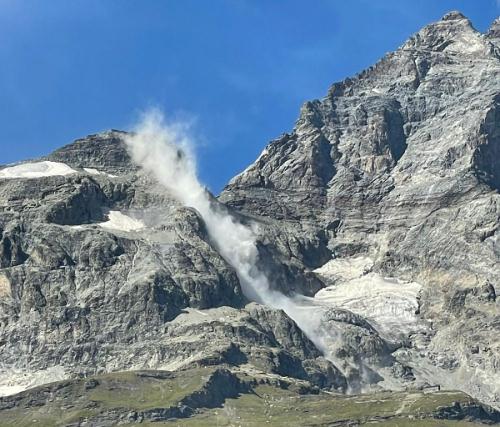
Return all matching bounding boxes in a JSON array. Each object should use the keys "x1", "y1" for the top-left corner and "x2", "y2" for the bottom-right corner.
[{"x1": 0, "y1": 368, "x2": 497, "y2": 426}]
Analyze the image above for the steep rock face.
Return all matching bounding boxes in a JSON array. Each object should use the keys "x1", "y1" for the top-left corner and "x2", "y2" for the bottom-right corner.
[
  {"x1": 221, "y1": 12, "x2": 500, "y2": 244},
  {"x1": 221, "y1": 12, "x2": 500, "y2": 406}
]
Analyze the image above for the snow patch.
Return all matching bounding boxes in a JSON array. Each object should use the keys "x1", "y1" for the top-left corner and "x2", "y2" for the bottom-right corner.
[
  {"x1": 315, "y1": 272, "x2": 422, "y2": 338},
  {"x1": 98, "y1": 211, "x2": 145, "y2": 232},
  {"x1": 0, "y1": 366, "x2": 67, "y2": 397},
  {"x1": 83, "y1": 167, "x2": 117, "y2": 178},
  {"x1": 0, "y1": 161, "x2": 76, "y2": 179},
  {"x1": 314, "y1": 257, "x2": 424, "y2": 339}
]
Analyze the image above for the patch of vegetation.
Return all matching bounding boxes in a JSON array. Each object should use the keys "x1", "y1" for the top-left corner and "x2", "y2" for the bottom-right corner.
[
  {"x1": 0, "y1": 369, "x2": 497, "y2": 427},
  {"x1": 162, "y1": 386, "x2": 490, "y2": 426},
  {"x1": 0, "y1": 368, "x2": 215, "y2": 427},
  {"x1": 87, "y1": 369, "x2": 207, "y2": 410}
]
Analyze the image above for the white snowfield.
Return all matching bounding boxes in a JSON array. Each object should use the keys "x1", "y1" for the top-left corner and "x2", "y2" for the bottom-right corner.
[
  {"x1": 98, "y1": 211, "x2": 145, "y2": 232},
  {"x1": 0, "y1": 366, "x2": 67, "y2": 397},
  {"x1": 314, "y1": 257, "x2": 424, "y2": 339},
  {"x1": 0, "y1": 161, "x2": 77, "y2": 179}
]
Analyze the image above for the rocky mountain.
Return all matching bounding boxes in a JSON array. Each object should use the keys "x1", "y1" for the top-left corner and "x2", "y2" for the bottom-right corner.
[
  {"x1": 222, "y1": 10, "x2": 500, "y2": 407},
  {"x1": 0, "y1": 10, "x2": 499, "y2": 426}
]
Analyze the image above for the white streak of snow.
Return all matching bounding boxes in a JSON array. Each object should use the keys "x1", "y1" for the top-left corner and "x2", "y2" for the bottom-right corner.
[{"x1": 83, "y1": 167, "x2": 117, "y2": 178}]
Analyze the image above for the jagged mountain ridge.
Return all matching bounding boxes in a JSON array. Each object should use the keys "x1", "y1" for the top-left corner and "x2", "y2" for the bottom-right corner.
[
  {"x1": 0, "y1": 10, "x2": 499, "y2": 423},
  {"x1": 221, "y1": 10, "x2": 500, "y2": 406}
]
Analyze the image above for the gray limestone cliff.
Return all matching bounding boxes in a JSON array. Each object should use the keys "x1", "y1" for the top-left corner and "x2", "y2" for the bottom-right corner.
[{"x1": 221, "y1": 11, "x2": 500, "y2": 406}]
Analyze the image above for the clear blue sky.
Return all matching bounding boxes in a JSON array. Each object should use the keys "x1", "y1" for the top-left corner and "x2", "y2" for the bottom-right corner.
[{"x1": 0, "y1": 0, "x2": 498, "y2": 192}]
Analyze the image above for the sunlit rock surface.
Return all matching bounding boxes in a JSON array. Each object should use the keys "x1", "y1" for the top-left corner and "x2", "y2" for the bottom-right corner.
[{"x1": 221, "y1": 11, "x2": 500, "y2": 407}]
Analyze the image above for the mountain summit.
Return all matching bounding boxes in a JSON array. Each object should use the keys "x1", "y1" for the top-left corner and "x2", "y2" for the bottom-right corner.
[
  {"x1": 220, "y1": 10, "x2": 500, "y2": 404},
  {"x1": 0, "y1": 11, "x2": 499, "y2": 425}
]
